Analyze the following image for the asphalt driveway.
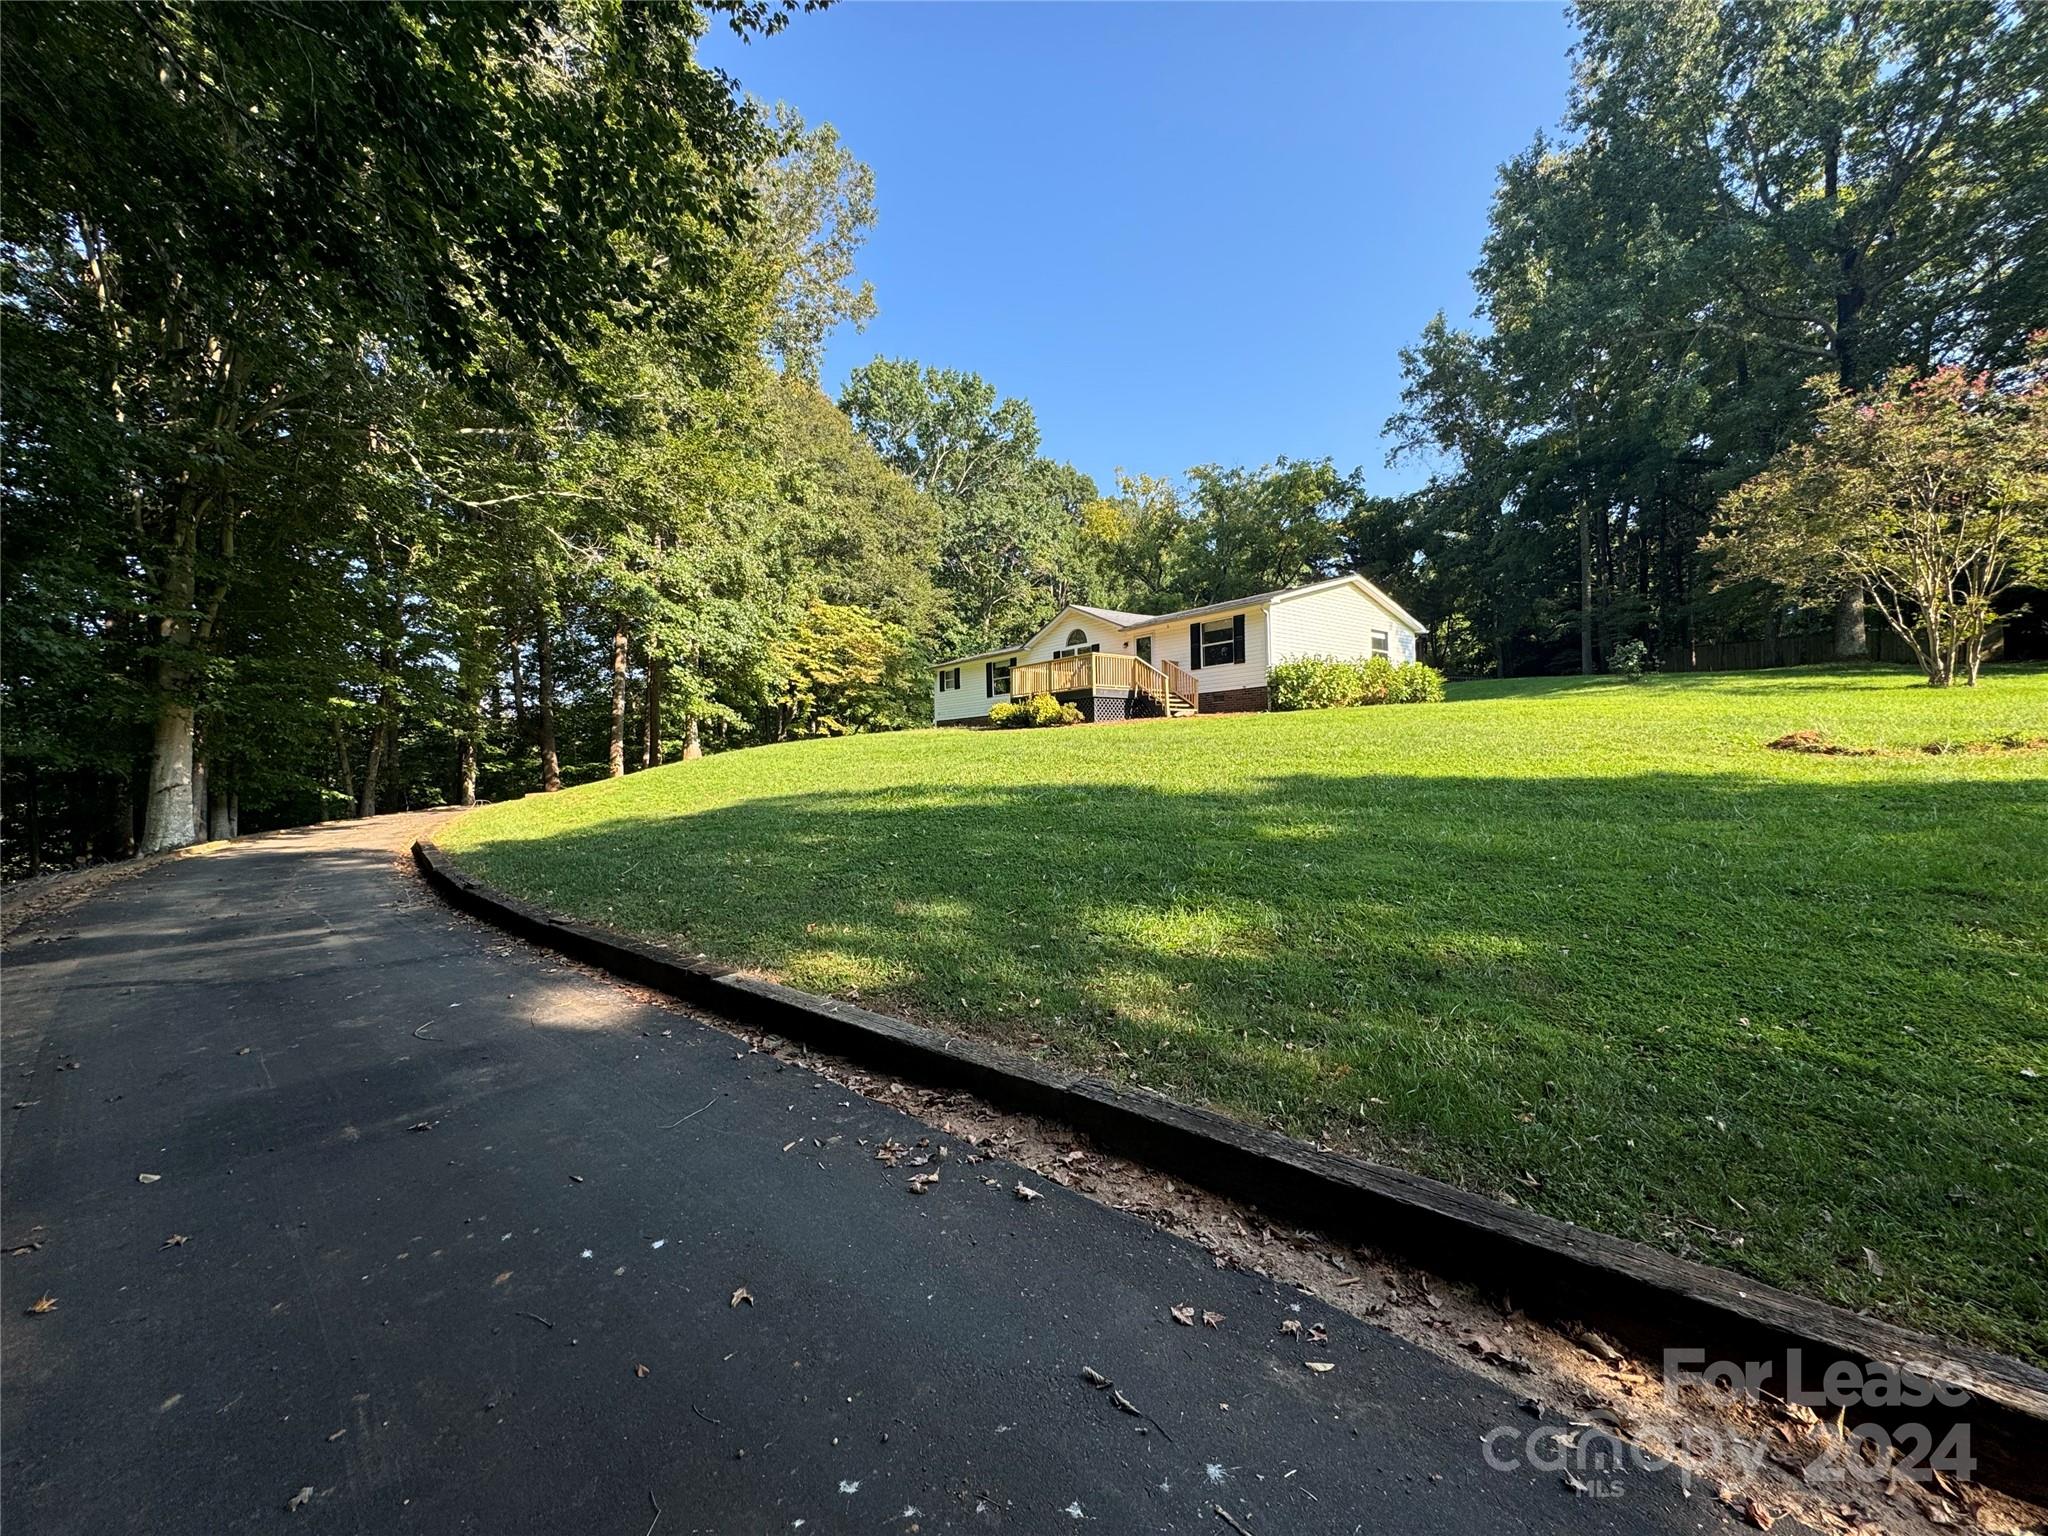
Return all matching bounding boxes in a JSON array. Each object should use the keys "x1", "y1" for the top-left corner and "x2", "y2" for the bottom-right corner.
[{"x1": 1, "y1": 813, "x2": 1742, "y2": 1534}]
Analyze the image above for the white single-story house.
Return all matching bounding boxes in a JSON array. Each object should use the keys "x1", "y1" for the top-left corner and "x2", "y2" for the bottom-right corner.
[{"x1": 932, "y1": 573, "x2": 1426, "y2": 725}]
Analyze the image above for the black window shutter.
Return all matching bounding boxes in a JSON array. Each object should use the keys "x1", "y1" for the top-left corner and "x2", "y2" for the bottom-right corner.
[
  {"x1": 1231, "y1": 613, "x2": 1246, "y2": 664},
  {"x1": 1189, "y1": 621, "x2": 1203, "y2": 670},
  {"x1": 985, "y1": 662, "x2": 994, "y2": 694}
]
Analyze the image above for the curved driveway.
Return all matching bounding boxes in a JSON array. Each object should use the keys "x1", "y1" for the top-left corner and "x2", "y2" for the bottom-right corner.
[{"x1": 1, "y1": 814, "x2": 1735, "y2": 1534}]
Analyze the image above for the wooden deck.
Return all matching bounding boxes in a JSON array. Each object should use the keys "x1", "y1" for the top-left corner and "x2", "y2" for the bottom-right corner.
[{"x1": 1007, "y1": 653, "x2": 1198, "y2": 717}]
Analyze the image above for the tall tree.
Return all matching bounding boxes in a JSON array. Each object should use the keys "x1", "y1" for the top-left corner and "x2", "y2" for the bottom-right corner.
[{"x1": 3, "y1": 1, "x2": 767, "y2": 851}]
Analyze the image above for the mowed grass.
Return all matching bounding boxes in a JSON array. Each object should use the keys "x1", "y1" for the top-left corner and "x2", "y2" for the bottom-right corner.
[{"x1": 440, "y1": 665, "x2": 2048, "y2": 1360}]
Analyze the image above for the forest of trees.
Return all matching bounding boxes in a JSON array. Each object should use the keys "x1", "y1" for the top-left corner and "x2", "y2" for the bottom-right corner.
[{"x1": 4, "y1": 0, "x2": 2042, "y2": 874}]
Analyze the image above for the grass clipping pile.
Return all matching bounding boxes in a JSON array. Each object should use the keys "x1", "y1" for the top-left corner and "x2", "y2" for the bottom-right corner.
[
  {"x1": 1766, "y1": 729, "x2": 2047, "y2": 757},
  {"x1": 585, "y1": 972, "x2": 2039, "y2": 1535}
]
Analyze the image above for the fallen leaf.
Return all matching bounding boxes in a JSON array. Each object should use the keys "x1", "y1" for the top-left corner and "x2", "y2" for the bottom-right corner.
[
  {"x1": 730, "y1": 1286, "x2": 753, "y2": 1309},
  {"x1": 1862, "y1": 1247, "x2": 1884, "y2": 1277},
  {"x1": 24, "y1": 1294, "x2": 57, "y2": 1316},
  {"x1": 634, "y1": 1363, "x2": 650, "y2": 1379},
  {"x1": 1279, "y1": 1319, "x2": 1302, "y2": 1337},
  {"x1": 236, "y1": 1047, "x2": 253, "y2": 1056},
  {"x1": 1578, "y1": 1331, "x2": 1622, "y2": 1364},
  {"x1": 326, "y1": 1429, "x2": 346, "y2": 1442},
  {"x1": 162, "y1": 1234, "x2": 188, "y2": 1248},
  {"x1": 1742, "y1": 1497, "x2": 1775, "y2": 1530},
  {"x1": 1465, "y1": 1334, "x2": 1536, "y2": 1373},
  {"x1": 1170, "y1": 1304, "x2": 1196, "y2": 1327},
  {"x1": 136, "y1": 1173, "x2": 161, "y2": 1184},
  {"x1": 286, "y1": 1486, "x2": 313, "y2": 1513},
  {"x1": 406, "y1": 1122, "x2": 432, "y2": 1134},
  {"x1": 1201, "y1": 1311, "x2": 1224, "y2": 1329},
  {"x1": 1110, "y1": 1388, "x2": 1143, "y2": 1417},
  {"x1": 908, "y1": 1170, "x2": 939, "y2": 1194},
  {"x1": 1080, "y1": 1366, "x2": 1110, "y2": 1388},
  {"x1": 491, "y1": 1271, "x2": 512, "y2": 1287},
  {"x1": 1563, "y1": 1471, "x2": 1588, "y2": 1495},
  {"x1": 1304, "y1": 1361, "x2": 1335, "y2": 1373},
  {"x1": 1013, "y1": 1181, "x2": 1042, "y2": 1202},
  {"x1": 569, "y1": 1174, "x2": 584, "y2": 1184},
  {"x1": 1307, "y1": 1323, "x2": 1328, "y2": 1345}
]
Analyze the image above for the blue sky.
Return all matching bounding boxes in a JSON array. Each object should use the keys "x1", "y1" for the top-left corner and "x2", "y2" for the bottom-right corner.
[{"x1": 703, "y1": 3, "x2": 1578, "y2": 496}]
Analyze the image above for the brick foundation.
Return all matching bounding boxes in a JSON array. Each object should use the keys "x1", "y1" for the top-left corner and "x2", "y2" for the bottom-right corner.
[{"x1": 1196, "y1": 685, "x2": 1269, "y2": 714}]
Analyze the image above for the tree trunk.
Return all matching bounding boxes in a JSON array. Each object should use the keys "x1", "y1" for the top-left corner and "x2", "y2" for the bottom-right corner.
[
  {"x1": 535, "y1": 611, "x2": 561, "y2": 792},
  {"x1": 607, "y1": 619, "x2": 628, "y2": 778},
  {"x1": 191, "y1": 756, "x2": 208, "y2": 838},
  {"x1": 139, "y1": 696, "x2": 198, "y2": 855},
  {"x1": 1578, "y1": 506, "x2": 1594, "y2": 675},
  {"x1": 681, "y1": 714, "x2": 702, "y2": 761},
  {"x1": 209, "y1": 782, "x2": 233, "y2": 841},
  {"x1": 1833, "y1": 589, "x2": 1867, "y2": 659},
  {"x1": 457, "y1": 639, "x2": 486, "y2": 808},
  {"x1": 642, "y1": 658, "x2": 664, "y2": 768},
  {"x1": 359, "y1": 724, "x2": 384, "y2": 818},
  {"x1": 139, "y1": 501, "x2": 209, "y2": 857},
  {"x1": 334, "y1": 723, "x2": 356, "y2": 815},
  {"x1": 24, "y1": 761, "x2": 41, "y2": 877}
]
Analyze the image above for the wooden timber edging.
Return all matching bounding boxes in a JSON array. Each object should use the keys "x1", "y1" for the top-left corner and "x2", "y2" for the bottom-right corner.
[{"x1": 411, "y1": 838, "x2": 2048, "y2": 1500}]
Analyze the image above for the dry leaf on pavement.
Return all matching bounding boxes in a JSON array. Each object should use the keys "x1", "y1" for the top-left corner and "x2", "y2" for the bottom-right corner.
[
  {"x1": 1201, "y1": 1311, "x2": 1224, "y2": 1328},
  {"x1": 1170, "y1": 1304, "x2": 1196, "y2": 1327},
  {"x1": 730, "y1": 1286, "x2": 753, "y2": 1308},
  {"x1": 24, "y1": 1294, "x2": 56, "y2": 1316},
  {"x1": 1013, "y1": 1181, "x2": 1042, "y2": 1202},
  {"x1": 286, "y1": 1487, "x2": 313, "y2": 1513}
]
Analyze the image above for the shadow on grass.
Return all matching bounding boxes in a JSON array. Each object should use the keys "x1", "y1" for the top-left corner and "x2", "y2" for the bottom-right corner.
[{"x1": 449, "y1": 767, "x2": 2048, "y2": 1360}]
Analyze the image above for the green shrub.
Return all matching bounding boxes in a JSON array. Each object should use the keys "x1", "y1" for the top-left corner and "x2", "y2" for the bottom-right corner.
[
  {"x1": 1269, "y1": 657, "x2": 1360, "y2": 711},
  {"x1": 990, "y1": 692, "x2": 1083, "y2": 728},
  {"x1": 1390, "y1": 661, "x2": 1446, "y2": 703},
  {"x1": 1273, "y1": 655, "x2": 1446, "y2": 711},
  {"x1": 1610, "y1": 638, "x2": 1652, "y2": 681},
  {"x1": 1353, "y1": 654, "x2": 1399, "y2": 705}
]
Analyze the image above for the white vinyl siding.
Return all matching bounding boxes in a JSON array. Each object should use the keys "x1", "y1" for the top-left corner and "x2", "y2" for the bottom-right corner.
[
  {"x1": 933, "y1": 656, "x2": 1018, "y2": 723},
  {"x1": 1268, "y1": 582, "x2": 1419, "y2": 666},
  {"x1": 1017, "y1": 613, "x2": 1126, "y2": 664},
  {"x1": 1125, "y1": 608, "x2": 1268, "y2": 696}
]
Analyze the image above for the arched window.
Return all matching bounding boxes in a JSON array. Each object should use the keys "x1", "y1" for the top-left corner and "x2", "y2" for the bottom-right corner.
[{"x1": 1052, "y1": 626, "x2": 1100, "y2": 660}]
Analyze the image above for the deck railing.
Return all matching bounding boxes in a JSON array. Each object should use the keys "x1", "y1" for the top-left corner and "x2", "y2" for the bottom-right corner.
[{"x1": 1006, "y1": 651, "x2": 1194, "y2": 709}]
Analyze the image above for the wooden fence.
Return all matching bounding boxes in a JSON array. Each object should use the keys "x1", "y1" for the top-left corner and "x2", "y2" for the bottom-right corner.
[{"x1": 1658, "y1": 627, "x2": 2001, "y2": 674}]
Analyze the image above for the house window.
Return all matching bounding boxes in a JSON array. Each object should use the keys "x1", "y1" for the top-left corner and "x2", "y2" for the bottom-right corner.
[
  {"x1": 1135, "y1": 636, "x2": 1152, "y2": 665},
  {"x1": 937, "y1": 666, "x2": 961, "y2": 692},
  {"x1": 1052, "y1": 626, "x2": 1100, "y2": 659},
  {"x1": 988, "y1": 659, "x2": 1012, "y2": 696},
  {"x1": 1200, "y1": 617, "x2": 1238, "y2": 667},
  {"x1": 1371, "y1": 630, "x2": 1390, "y2": 658}
]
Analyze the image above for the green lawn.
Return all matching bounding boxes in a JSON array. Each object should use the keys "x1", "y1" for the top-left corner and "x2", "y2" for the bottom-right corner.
[{"x1": 439, "y1": 665, "x2": 2048, "y2": 1361}]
